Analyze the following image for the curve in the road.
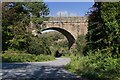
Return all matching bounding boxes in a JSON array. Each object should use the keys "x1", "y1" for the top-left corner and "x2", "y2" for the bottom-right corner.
[{"x1": 1, "y1": 58, "x2": 85, "y2": 80}]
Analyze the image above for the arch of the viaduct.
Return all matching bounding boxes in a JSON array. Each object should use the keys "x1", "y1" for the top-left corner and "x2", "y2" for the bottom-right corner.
[
  {"x1": 42, "y1": 27, "x2": 75, "y2": 50},
  {"x1": 41, "y1": 17, "x2": 88, "y2": 39},
  {"x1": 31, "y1": 17, "x2": 88, "y2": 50}
]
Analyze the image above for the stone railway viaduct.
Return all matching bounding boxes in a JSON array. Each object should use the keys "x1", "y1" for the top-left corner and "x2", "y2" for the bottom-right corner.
[
  {"x1": 32, "y1": 16, "x2": 88, "y2": 49},
  {"x1": 41, "y1": 16, "x2": 88, "y2": 39}
]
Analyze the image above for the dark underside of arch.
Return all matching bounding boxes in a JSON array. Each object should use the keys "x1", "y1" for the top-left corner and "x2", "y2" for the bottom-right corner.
[{"x1": 42, "y1": 27, "x2": 75, "y2": 50}]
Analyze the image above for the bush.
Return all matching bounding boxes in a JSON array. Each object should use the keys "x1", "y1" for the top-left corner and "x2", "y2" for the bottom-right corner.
[
  {"x1": 27, "y1": 37, "x2": 51, "y2": 55},
  {"x1": 64, "y1": 51, "x2": 120, "y2": 80},
  {"x1": 75, "y1": 35, "x2": 86, "y2": 54},
  {"x1": 2, "y1": 52, "x2": 55, "y2": 62}
]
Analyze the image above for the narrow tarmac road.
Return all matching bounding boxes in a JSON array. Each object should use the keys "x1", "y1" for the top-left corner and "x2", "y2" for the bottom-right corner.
[{"x1": 1, "y1": 58, "x2": 85, "y2": 80}]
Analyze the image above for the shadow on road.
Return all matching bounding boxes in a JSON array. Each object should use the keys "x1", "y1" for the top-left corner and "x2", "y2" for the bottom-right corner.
[
  {"x1": 2, "y1": 63, "x2": 30, "y2": 69},
  {"x1": 2, "y1": 62, "x2": 86, "y2": 80}
]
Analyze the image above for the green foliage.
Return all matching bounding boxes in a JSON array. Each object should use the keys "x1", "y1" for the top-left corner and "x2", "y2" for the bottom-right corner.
[
  {"x1": 64, "y1": 55, "x2": 82, "y2": 73},
  {"x1": 64, "y1": 3, "x2": 120, "y2": 80},
  {"x1": 2, "y1": 2, "x2": 30, "y2": 51},
  {"x1": 41, "y1": 31, "x2": 65, "y2": 45},
  {"x1": 41, "y1": 31, "x2": 68, "y2": 54},
  {"x1": 76, "y1": 35, "x2": 86, "y2": 54},
  {"x1": 80, "y1": 51, "x2": 120, "y2": 80},
  {"x1": 27, "y1": 36, "x2": 51, "y2": 55},
  {"x1": 85, "y1": 2, "x2": 120, "y2": 55},
  {"x1": 2, "y1": 2, "x2": 50, "y2": 51},
  {"x1": 64, "y1": 51, "x2": 120, "y2": 80},
  {"x1": 2, "y1": 51, "x2": 55, "y2": 62},
  {"x1": 25, "y1": 2, "x2": 49, "y2": 25},
  {"x1": 25, "y1": 2, "x2": 49, "y2": 17}
]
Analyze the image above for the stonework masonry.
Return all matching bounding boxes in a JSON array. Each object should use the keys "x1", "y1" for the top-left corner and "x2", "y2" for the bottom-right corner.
[{"x1": 41, "y1": 16, "x2": 88, "y2": 39}]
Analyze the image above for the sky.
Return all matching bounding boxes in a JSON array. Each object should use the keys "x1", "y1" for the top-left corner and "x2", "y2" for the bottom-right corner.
[{"x1": 46, "y1": 2, "x2": 94, "y2": 17}]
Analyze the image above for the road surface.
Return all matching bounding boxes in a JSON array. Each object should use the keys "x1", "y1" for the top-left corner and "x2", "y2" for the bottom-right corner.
[{"x1": 1, "y1": 58, "x2": 84, "y2": 80}]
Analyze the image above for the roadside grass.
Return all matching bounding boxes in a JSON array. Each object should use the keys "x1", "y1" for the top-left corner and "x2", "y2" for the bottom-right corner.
[
  {"x1": 64, "y1": 51, "x2": 120, "y2": 80},
  {"x1": 2, "y1": 50, "x2": 55, "y2": 62}
]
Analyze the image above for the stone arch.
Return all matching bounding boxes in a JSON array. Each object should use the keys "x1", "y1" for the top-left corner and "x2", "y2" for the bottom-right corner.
[{"x1": 42, "y1": 27, "x2": 75, "y2": 50}]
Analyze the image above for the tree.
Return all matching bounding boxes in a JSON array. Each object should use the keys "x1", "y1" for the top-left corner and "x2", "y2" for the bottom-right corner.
[
  {"x1": 2, "y1": 2, "x2": 50, "y2": 51},
  {"x1": 2, "y1": 2, "x2": 30, "y2": 51},
  {"x1": 85, "y1": 2, "x2": 120, "y2": 55}
]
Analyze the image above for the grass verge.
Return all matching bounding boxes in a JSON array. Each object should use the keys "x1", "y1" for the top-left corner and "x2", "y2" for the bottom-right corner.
[{"x1": 2, "y1": 52, "x2": 55, "y2": 62}]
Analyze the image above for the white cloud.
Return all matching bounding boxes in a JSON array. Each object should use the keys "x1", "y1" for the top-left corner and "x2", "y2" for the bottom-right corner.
[{"x1": 56, "y1": 11, "x2": 79, "y2": 17}]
